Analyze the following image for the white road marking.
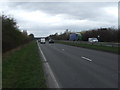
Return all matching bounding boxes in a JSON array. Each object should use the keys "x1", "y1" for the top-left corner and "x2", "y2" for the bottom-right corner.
[
  {"x1": 81, "y1": 56, "x2": 92, "y2": 62},
  {"x1": 37, "y1": 41, "x2": 47, "y2": 62},
  {"x1": 62, "y1": 49, "x2": 64, "y2": 51},
  {"x1": 37, "y1": 41, "x2": 60, "y2": 88}
]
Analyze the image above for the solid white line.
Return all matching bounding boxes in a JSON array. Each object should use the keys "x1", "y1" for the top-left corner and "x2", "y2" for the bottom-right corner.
[
  {"x1": 81, "y1": 56, "x2": 92, "y2": 62},
  {"x1": 37, "y1": 41, "x2": 47, "y2": 62},
  {"x1": 45, "y1": 63, "x2": 60, "y2": 88},
  {"x1": 37, "y1": 41, "x2": 60, "y2": 88}
]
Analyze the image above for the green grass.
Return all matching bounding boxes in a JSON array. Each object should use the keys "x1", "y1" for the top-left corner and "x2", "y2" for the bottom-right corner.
[
  {"x1": 56, "y1": 41, "x2": 119, "y2": 54},
  {"x1": 3, "y1": 41, "x2": 47, "y2": 88}
]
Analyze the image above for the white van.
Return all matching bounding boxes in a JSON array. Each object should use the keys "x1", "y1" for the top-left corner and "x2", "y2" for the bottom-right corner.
[
  {"x1": 88, "y1": 38, "x2": 98, "y2": 43},
  {"x1": 40, "y1": 38, "x2": 46, "y2": 44}
]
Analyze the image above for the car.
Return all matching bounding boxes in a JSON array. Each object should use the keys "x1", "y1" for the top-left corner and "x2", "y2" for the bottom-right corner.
[
  {"x1": 49, "y1": 39, "x2": 54, "y2": 43},
  {"x1": 88, "y1": 38, "x2": 98, "y2": 43},
  {"x1": 40, "y1": 38, "x2": 46, "y2": 44}
]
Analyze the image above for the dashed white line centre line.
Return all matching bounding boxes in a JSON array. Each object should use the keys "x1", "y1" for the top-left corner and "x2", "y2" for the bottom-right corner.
[{"x1": 81, "y1": 56, "x2": 92, "y2": 62}]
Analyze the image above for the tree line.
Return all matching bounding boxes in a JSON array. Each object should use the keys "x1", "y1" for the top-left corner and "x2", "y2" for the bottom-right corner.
[
  {"x1": 48, "y1": 28, "x2": 119, "y2": 42},
  {"x1": 81, "y1": 28, "x2": 119, "y2": 42},
  {"x1": 2, "y1": 15, "x2": 34, "y2": 53}
]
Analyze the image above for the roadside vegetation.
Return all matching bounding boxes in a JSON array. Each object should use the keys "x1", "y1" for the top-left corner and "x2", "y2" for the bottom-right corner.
[
  {"x1": 2, "y1": 14, "x2": 47, "y2": 88},
  {"x1": 2, "y1": 15, "x2": 34, "y2": 53},
  {"x1": 56, "y1": 41, "x2": 119, "y2": 54},
  {"x1": 48, "y1": 28, "x2": 119, "y2": 54},
  {"x1": 3, "y1": 41, "x2": 47, "y2": 88},
  {"x1": 48, "y1": 28, "x2": 119, "y2": 42}
]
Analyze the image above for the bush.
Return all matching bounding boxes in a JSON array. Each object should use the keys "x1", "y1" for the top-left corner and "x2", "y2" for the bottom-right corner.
[
  {"x1": 2, "y1": 15, "x2": 34, "y2": 53},
  {"x1": 81, "y1": 28, "x2": 119, "y2": 42}
]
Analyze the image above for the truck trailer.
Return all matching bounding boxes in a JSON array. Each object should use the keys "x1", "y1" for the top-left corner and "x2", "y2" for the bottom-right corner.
[
  {"x1": 69, "y1": 33, "x2": 76, "y2": 41},
  {"x1": 69, "y1": 33, "x2": 82, "y2": 41}
]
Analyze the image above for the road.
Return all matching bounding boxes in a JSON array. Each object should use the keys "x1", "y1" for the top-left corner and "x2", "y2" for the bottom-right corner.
[{"x1": 38, "y1": 42, "x2": 118, "y2": 88}]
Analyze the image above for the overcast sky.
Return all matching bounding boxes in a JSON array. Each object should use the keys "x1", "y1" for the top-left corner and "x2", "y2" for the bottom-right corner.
[{"x1": 0, "y1": 2, "x2": 118, "y2": 37}]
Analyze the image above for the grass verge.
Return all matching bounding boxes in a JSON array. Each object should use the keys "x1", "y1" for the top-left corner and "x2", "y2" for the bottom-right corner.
[
  {"x1": 3, "y1": 41, "x2": 47, "y2": 88},
  {"x1": 56, "y1": 41, "x2": 119, "y2": 54}
]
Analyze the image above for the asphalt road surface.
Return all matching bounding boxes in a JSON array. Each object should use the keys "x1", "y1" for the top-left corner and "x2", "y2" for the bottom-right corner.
[{"x1": 38, "y1": 42, "x2": 118, "y2": 88}]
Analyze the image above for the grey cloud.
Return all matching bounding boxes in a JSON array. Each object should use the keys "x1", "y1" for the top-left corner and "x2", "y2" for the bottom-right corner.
[
  {"x1": 9, "y1": 2, "x2": 117, "y2": 19},
  {"x1": 1, "y1": 2, "x2": 118, "y2": 37}
]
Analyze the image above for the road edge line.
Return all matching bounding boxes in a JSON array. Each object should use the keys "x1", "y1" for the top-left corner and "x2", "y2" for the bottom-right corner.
[{"x1": 36, "y1": 40, "x2": 60, "y2": 88}]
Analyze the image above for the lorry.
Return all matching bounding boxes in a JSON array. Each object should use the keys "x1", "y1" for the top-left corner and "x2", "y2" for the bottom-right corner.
[
  {"x1": 69, "y1": 33, "x2": 76, "y2": 41},
  {"x1": 69, "y1": 33, "x2": 82, "y2": 41}
]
